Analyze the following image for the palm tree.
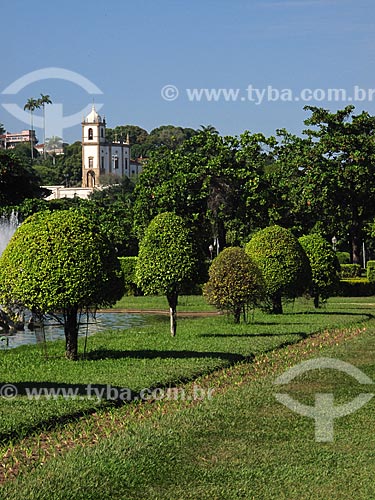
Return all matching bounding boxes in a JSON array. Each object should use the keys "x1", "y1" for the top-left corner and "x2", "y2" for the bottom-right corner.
[
  {"x1": 45, "y1": 136, "x2": 63, "y2": 165},
  {"x1": 199, "y1": 124, "x2": 219, "y2": 135},
  {"x1": 38, "y1": 94, "x2": 52, "y2": 160},
  {"x1": 23, "y1": 97, "x2": 40, "y2": 160}
]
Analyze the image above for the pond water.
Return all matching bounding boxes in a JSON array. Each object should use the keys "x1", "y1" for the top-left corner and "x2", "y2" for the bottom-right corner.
[{"x1": 0, "y1": 312, "x2": 145, "y2": 350}]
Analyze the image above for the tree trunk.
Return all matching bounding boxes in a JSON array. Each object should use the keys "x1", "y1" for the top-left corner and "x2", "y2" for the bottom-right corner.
[
  {"x1": 313, "y1": 292, "x2": 320, "y2": 309},
  {"x1": 233, "y1": 305, "x2": 241, "y2": 324},
  {"x1": 271, "y1": 294, "x2": 283, "y2": 314},
  {"x1": 65, "y1": 305, "x2": 79, "y2": 360},
  {"x1": 349, "y1": 211, "x2": 361, "y2": 265},
  {"x1": 167, "y1": 292, "x2": 178, "y2": 337},
  {"x1": 351, "y1": 233, "x2": 361, "y2": 265}
]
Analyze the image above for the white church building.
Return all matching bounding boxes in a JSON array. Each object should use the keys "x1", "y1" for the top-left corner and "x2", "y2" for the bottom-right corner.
[
  {"x1": 81, "y1": 105, "x2": 132, "y2": 188},
  {"x1": 43, "y1": 106, "x2": 143, "y2": 200}
]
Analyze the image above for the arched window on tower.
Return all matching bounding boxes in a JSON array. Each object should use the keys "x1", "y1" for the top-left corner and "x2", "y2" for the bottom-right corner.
[{"x1": 88, "y1": 128, "x2": 93, "y2": 140}]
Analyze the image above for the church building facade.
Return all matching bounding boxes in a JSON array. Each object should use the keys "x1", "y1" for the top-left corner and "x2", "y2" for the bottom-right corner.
[{"x1": 81, "y1": 105, "x2": 131, "y2": 188}]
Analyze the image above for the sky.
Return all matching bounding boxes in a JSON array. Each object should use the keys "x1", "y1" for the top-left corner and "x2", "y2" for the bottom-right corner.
[{"x1": 1, "y1": 0, "x2": 375, "y2": 144}]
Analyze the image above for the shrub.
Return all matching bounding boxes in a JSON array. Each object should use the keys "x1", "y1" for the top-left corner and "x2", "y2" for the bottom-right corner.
[
  {"x1": 245, "y1": 225, "x2": 311, "y2": 314},
  {"x1": 203, "y1": 247, "x2": 264, "y2": 323},
  {"x1": 299, "y1": 234, "x2": 340, "y2": 307},
  {"x1": 340, "y1": 264, "x2": 362, "y2": 279},
  {"x1": 367, "y1": 260, "x2": 375, "y2": 283},
  {"x1": 338, "y1": 278, "x2": 375, "y2": 297},
  {"x1": 336, "y1": 251, "x2": 350, "y2": 265},
  {"x1": 118, "y1": 257, "x2": 141, "y2": 296}
]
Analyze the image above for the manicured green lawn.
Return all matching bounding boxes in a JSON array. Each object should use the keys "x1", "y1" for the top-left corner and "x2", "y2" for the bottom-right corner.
[
  {"x1": 0, "y1": 297, "x2": 374, "y2": 498},
  {"x1": 112, "y1": 294, "x2": 217, "y2": 312},
  {"x1": 0, "y1": 298, "x2": 371, "y2": 444}
]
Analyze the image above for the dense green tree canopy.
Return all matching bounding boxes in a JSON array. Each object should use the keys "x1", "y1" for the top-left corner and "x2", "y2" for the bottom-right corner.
[
  {"x1": 245, "y1": 225, "x2": 311, "y2": 314},
  {"x1": 133, "y1": 130, "x2": 274, "y2": 259},
  {"x1": 271, "y1": 106, "x2": 375, "y2": 263},
  {"x1": 0, "y1": 150, "x2": 46, "y2": 206},
  {"x1": 0, "y1": 210, "x2": 124, "y2": 359},
  {"x1": 203, "y1": 247, "x2": 264, "y2": 323},
  {"x1": 136, "y1": 212, "x2": 196, "y2": 336},
  {"x1": 299, "y1": 233, "x2": 340, "y2": 307}
]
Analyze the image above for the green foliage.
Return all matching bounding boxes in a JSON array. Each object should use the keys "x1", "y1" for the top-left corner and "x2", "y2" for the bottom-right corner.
[
  {"x1": 136, "y1": 212, "x2": 196, "y2": 297},
  {"x1": 340, "y1": 263, "x2": 362, "y2": 278},
  {"x1": 55, "y1": 141, "x2": 82, "y2": 186},
  {"x1": 338, "y1": 278, "x2": 375, "y2": 296},
  {"x1": 0, "y1": 150, "x2": 46, "y2": 206},
  {"x1": 299, "y1": 233, "x2": 340, "y2": 306},
  {"x1": 0, "y1": 209, "x2": 124, "y2": 311},
  {"x1": 366, "y1": 260, "x2": 375, "y2": 283},
  {"x1": 12, "y1": 142, "x2": 39, "y2": 161},
  {"x1": 118, "y1": 256, "x2": 141, "y2": 295},
  {"x1": 105, "y1": 124, "x2": 198, "y2": 158},
  {"x1": 133, "y1": 130, "x2": 274, "y2": 257},
  {"x1": 245, "y1": 225, "x2": 311, "y2": 313},
  {"x1": 336, "y1": 251, "x2": 350, "y2": 264},
  {"x1": 203, "y1": 247, "x2": 264, "y2": 322},
  {"x1": 32, "y1": 164, "x2": 61, "y2": 185},
  {"x1": 83, "y1": 177, "x2": 137, "y2": 256},
  {"x1": 136, "y1": 212, "x2": 196, "y2": 336},
  {"x1": 0, "y1": 210, "x2": 124, "y2": 358}
]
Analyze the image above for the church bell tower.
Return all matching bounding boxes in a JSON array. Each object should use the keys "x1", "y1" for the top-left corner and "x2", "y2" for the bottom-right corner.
[{"x1": 81, "y1": 105, "x2": 106, "y2": 188}]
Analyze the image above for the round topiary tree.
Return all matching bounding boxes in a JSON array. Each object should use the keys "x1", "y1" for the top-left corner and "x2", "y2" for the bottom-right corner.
[
  {"x1": 135, "y1": 212, "x2": 196, "y2": 336},
  {"x1": 0, "y1": 210, "x2": 124, "y2": 359},
  {"x1": 245, "y1": 225, "x2": 311, "y2": 314},
  {"x1": 203, "y1": 247, "x2": 264, "y2": 323},
  {"x1": 299, "y1": 233, "x2": 340, "y2": 308}
]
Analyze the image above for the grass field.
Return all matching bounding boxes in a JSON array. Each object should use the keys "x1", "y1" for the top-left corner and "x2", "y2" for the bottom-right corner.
[
  {"x1": 0, "y1": 296, "x2": 374, "y2": 498},
  {"x1": 112, "y1": 294, "x2": 217, "y2": 312}
]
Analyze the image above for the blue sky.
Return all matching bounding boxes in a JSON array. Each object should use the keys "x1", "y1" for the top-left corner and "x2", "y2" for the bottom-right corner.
[{"x1": 1, "y1": 0, "x2": 375, "y2": 143}]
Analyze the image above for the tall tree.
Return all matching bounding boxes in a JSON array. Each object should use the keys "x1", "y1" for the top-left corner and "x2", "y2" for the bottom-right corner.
[
  {"x1": 38, "y1": 94, "x2": 52, "y2": 160},
  {"x1": 301, "y1": 105, "x2": 375, "y2": 264},
  {"x1": 133, "y1": 130, "x2": 274, "y2": 256},
  {"x1": 23, "y1": 97, "x2": 40, "y2": 160}
]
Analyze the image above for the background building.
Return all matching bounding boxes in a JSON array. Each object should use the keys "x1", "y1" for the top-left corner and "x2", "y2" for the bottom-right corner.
[{"x1": 0, "y1": 130, "x2": 36, "y2": 149}]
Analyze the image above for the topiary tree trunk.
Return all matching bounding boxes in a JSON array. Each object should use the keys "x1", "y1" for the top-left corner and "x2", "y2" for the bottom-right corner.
[
  {"x1": 233, "y1": 305, "x2": 242, "y2": 324},
  {"x1": 167, "y1": 291, "x2": 178, "y2": 337},
  {"x1": 313, "y1": 292, "x2": 320, "y2": 309},
  {"x1": 64, "y1": 305, "x2": 79, "y2": 360},
  {"x1": 271, "y1": 294, "x2": 283, "y2": 314}
]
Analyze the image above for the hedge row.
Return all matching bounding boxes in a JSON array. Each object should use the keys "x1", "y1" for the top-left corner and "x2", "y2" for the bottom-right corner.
[
  {"x1": 367, "y1": 260, "x2": 375, "y2": 283},
  {"x1": 340, "y1": 263, "x2": 362, "y2": 278},
  {"x1": 337, "y1": 278, "x2": 375, "y2": 297}
]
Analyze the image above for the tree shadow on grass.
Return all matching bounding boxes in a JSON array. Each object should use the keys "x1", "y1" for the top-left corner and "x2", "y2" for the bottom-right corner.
[
  {"x1": 199, "y1": 332, "x2": 308, "y2": 339},
  {"x1": 283, "y1": 311, "x2": 373, "y2": 318},
  {"x1": 85, "y1": 348, "x2": 247, "y2": 364}
]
